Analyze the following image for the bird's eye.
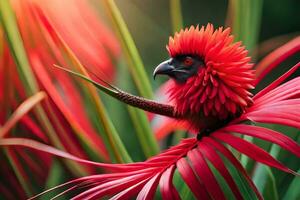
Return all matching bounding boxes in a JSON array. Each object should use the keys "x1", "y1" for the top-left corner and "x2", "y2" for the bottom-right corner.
[{"x1": 183, "y1": 57, "x2": 194, "y2": 66}]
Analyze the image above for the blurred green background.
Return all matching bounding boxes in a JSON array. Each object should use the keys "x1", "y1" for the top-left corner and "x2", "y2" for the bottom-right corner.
[{"x1": 112, "y1": 0, "x2": 300, "y2": 71}]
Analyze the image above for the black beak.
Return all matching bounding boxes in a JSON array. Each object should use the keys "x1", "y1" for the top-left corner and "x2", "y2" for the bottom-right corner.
[{"x1": 153, "y1": 59, "x2": 174, "y2": 80}]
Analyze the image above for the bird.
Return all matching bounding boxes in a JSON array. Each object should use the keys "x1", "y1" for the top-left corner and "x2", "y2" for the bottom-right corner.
[{"x1": 59, "y1": 23, "x2": 256, "y2": 139}]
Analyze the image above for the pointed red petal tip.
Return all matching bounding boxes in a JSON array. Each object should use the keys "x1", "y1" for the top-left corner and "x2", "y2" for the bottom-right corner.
[{"x1": 167, "y1": 24, "x2": 255, "y2": 120}]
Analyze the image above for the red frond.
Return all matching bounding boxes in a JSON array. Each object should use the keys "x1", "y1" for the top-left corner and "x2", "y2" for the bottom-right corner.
[
  {"x1": 199, "y1": 142, "x2": 243, "y2": 200},
  {"x1": 187, "y1": 148, "x2": 225, "y2": 199},
  {"x1": 223, "y1": 124, "x2": 300, "y2": 157},
  {"x1": 203, "y1": 137, "x2": 263, "y2": 200},
  {"x1": 212, "y1": 132, "x2": 297, "y2": 175},
  {"x1": 255, "y1": 36, "x2": 300, "y2": 85},
  {"x1": 177, "y1": 157, "x2": 209, "y2": 199},
  {"x1": 159, "y1": 165, "x2": 181, "y2": 200},
  {"x1": 1, "y1": 136, "x2": 266, "y2": 199}
]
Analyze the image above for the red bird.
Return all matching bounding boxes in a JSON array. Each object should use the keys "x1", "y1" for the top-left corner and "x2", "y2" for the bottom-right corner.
[
  {"x1": 153, "y1": 24, "x2": 255, "y2": 136},
  {"x1": 63, "y1": 23, "x2": 256, "y2": 138}
]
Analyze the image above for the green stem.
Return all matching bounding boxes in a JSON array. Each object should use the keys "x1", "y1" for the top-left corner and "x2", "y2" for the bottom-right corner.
[
  {"x1": 101, "y1": 0, "x2": 159, "y2": 157},
  {"x1": 170, "y1": 0, "x2": 184, "y2": 32},
  {"x1": 127, "y1": 106, "x2": 159, "y2": 157},
  {"x1": 229, "y1": 0, "x2": 263, "y2": 57},
  {"x1": 5, "y1": 149, "x2": 33, "y2": 197},
  {"x1": 102, "y1": 0, "x2": 153, "y2": 99}
]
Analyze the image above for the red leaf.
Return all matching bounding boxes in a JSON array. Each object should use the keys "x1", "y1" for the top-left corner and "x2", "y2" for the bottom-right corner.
[
  {"x1": 255, "y1": 36, "x2": 300, "y2": 85},
  {"x1": 254, "y1": 62, "x2": 300, "y2": 99},
  {"x1": 223, "y1": 124, "x2": 300, "y2": 157},
  {"x1": 177, "y1": 158, "x2": 209, "y2": 199},
  {"x1": 199, "y1": 142, "x2": 243, "y2": 200},
  {"x1": 203, "y1": 137, "x2": 263, "y2": 200},
  {"x1": 0, "y1": 138, "x2": 140, "y2": 171},
  {"x1": 188, "y1": 147, "x2": 224, "y2": 199},
  {"x1": 110, "y1": 179, "x2": 149, "y2": 200},
  {"x1": 0, "y1": 182, "x2": 18, "y2": 200},
  {"x1": 72, "y1": 173, "x2": 151, "y2": 200},
  {"x1": 254, "y1": 77, "x2": 300, "y2": 107},
  {"x1": 0, "y1": 92, "x2": 46, "y2": 138},
  {"x1": 246, "y1": 114, "x2": 300, "y2": 130},
  {"x1": 159, "y1": 165, "x2": 181, "y2": 200},
  {"x1": 30, "y1": 54, "x2": 108, "y2": 159},
  {"x1": 30, "y1": 0, "x2": 119, "y2": 81},
  {"x1": 20, "y1": 116, "x2": 48, "y2": 142},
  {"x1": 212, "y1": 132, "x2": 297, "y2": 175},
  {"x1": 137, "y1": 174, "x2": 161, "y2": 200}
]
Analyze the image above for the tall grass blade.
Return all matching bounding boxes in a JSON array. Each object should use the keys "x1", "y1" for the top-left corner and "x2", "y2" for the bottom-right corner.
[
  {"x1": 170, "y1": 0, "x2": 183, "y2": 33},
  {"x1": 101, "y1": 0, "x2": 159, "y2": 157}
]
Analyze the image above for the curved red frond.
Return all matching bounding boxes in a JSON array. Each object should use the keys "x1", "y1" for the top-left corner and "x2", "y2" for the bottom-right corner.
[
  {"x1": 212, "y1": 132, "x2": 297, "y2": 175},
  {"x1": 223, "y1": 124, "x2": 300, "y2": 157},
  {"x1": 159, "y1": 165, "x2": 181, "y2": 200},
  {"x1": 0, "y1": 136, "x2": 262, "y2": 199},
  {"x1": 188, "y1": 147, "x2": 225, "y2": 199},
  {"x1": 137, "y1": 173, "x2": 161, "y2": 200},
  {"x1": 199, "y1": 142, "x2": 243, "y2": 200},
  {"x1": 255, "y1": 36, "x2": 300, "y2": 85},
  {"x1": 177, "y1": 157, "x2": 209, "y2": 199},
  {"x1": 254, "y1": 62, "x2": 300, "y2": 99},
  {"x1": 203, "y1": 137, "x2": 263, "y2": 200}
]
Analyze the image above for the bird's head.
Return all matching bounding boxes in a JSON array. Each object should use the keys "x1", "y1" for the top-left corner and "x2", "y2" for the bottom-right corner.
[{"x1": 153, "y1": 24, "x2": 255, "y2": 120}]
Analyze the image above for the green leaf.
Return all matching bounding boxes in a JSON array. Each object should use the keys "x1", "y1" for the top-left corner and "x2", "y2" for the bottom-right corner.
[
  {"x1": 229, "y1": 0, "x2": 263, "y2": 56},
  {"x1": 207, "y1": 161, "x2": 236, "y2": 200},
  {"x1": 240, "y1": 135, "x2": 255, "y2": 171},
  {"x1": 222, "y1": 153, "x2": 258, "y2": 200},
  {"x1": 251, "y1": 123, "x2": 296, "y2": 199},
  {"x1": 43, "y1": 160, "x2": 68, "y2": 200},
  {"x1": 4, "y1": 149, "x2": 33, "y2": 197},
  {"x1": 101, "y1": 0, "x2": 159, "y2": 158},
  {"x1": 101, "y1": 0, "x2": 153, "y2": 99},
  {"x1": 127, "y1": 106, "x2": 159, "y2": 157},
  {"x1": 0, "y1": 0, "x2": 38, "y2": 94},
  {"x1": 283, "y1": 168, "x2": 300, "y2": 200},
  {"x1": 246, "y1": 124, "x2": 280, "y2": 200},
  {"x1": 179, "y1": 182, "x2": 193, "y2": 200},
  {"x1": 253, "y1": 164, "x2": 279, "y2": 200}
]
